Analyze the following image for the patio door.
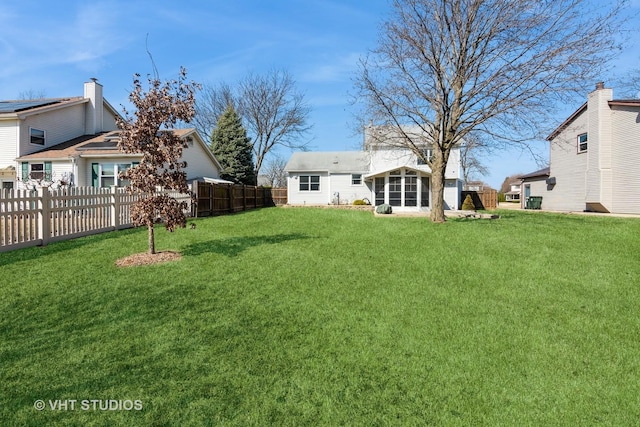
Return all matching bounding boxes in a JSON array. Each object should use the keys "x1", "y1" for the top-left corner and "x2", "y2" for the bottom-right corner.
[
  {"x1": 405, "y1": 171, "x2": 417, "y2": 206},
  {"x1": 421, "y1": 177, "x2": 430, "y2": 207},
  {"x1": 375, "y1": 177, "x2": 385, "y2": 205}
]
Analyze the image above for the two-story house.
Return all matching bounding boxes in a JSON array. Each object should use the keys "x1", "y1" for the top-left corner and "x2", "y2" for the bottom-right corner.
[
  {"x1": 0, "y1": 79, "x2": 223, "y2": 190},
  {"x1": 521, "y1": 82, "x2": 640, "y2": 214},
  {"x1": 285, "y1": 125, "x2": 463, "y2": 211},
  {"x1": 504, "y1": 179, "x2": 521, "y2": 202}
]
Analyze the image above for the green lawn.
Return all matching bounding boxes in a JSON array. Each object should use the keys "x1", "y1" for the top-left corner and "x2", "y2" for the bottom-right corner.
[{"x1": 2, "y1": 208, "x2": 640, "y2": 426}]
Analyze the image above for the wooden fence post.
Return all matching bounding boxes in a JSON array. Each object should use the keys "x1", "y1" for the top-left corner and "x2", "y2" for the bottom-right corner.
[
  {"x1": 191, "y1": 180, "x2": 199, "y2": 217},
  {"x1": 243, "y1": 185, "x2": 247, "y2": 211},
  {"x1": 37, "y1": 187, "x2": 50, "y2": 246},
  {"x1": 228, "y1": 184, "x2": 234, "y2": 213},
  {"x1": 110, "y1": 186, "x2": 119, "y2": 229}
]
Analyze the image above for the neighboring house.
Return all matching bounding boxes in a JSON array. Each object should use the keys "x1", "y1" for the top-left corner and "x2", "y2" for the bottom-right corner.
[
  {"x1": 504, "y1": 179, "x2": 521, "y2": 202},
  {"x1": 464, "y1": 180, "x2": 486, "y2": 192},
  {"x1": 526, "y1": 82, "x2": 640, "y2": 214},
  {"x1": 0, "y1": 166, "x2": 15, "y2": 190},
  {"x1": 17, "y1": 128, "x2": 223, "y2": 189},
  {"x1": 0, "y1": 79, "x2": 223, "y2": 190},
  {"x1": 285, "y1": 125, "x2": 463, "y2": 212},
  {"x1": 519, "y1": 167, "x2": 550, "y2": 208}
]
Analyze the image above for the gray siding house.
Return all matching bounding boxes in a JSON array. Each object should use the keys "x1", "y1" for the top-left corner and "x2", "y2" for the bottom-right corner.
[
  {"x1": 534, "y1": 83, "x2": 640, "y2": 214},
  {"x1": 519, "y1": 167, "x2": 550, "y2": 209}
]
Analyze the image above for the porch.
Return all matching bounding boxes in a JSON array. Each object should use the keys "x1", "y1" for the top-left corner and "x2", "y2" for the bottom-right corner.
[{"x1": 365, "y1": 167, "x2": 431, "y2": 212}]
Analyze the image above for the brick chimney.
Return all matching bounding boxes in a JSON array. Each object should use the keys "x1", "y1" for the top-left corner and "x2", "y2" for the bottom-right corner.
[{"x1": 84, "y1": 78, "x2": 104, "y2": 135}]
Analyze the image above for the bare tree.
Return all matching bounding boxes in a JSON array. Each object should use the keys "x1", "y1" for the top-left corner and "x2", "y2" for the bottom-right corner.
[
  {"x1": 615, "y1": 67, "x2": 640, "y2": 98},
  {"x1": 499, "y1": 175, "x2": 521, "y2": 195},
  {"x1": 193, "y1": 82, "x2": 236, "y2": 139},
  {"x1": 195, "y1": 70, "x2": 311, "y2": 178},
  {"x1": 356, "y1": 0, "x2": 625, "y2": 222},
  {"x1": 18, "y1": 89, "x2": 47, "y2": 100},
  {"x1": 459, "y1": 133, "x2": 489, "y2": 185},
  {"x1": 240, "y1": 70, "x2": 312, "y2": 177},
  {"x1": 262, "y1": 155, "x2": 288, "y2": 188},
  {"x1": 117, "y1": 67, "x2": 200, "y2": 254}
]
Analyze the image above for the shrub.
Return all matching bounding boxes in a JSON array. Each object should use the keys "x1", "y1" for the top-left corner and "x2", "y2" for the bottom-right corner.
[
  {"x1": 461, "y1": 194, "x2": 475, "y2": 210},
  {"x1": 498, "y1": 192, "x2": 506, "y2": 203},
  {"x1": 353, "y1": 199, "x2": 367, "y2": 205}
]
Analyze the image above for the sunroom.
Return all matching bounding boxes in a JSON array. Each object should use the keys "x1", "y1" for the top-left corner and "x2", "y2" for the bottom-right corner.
[{"x1": 365, "y1": 167, "x2": 431, "y2": 211}]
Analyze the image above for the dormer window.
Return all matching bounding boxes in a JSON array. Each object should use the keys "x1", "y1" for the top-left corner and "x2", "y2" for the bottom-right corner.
[
  {"x1": 577, "y1": 133, "x2": 587, "y2": 153},
  {"x1": 30, "y1": 128, "x2": 45, "y2": 145}
]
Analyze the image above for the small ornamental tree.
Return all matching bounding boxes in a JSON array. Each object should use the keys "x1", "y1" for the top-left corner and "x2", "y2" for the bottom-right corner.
[
  {"x1": 117, "y1": 67, "x2": 200, "y2": 254},
  {"x1": 461, "y1": 194, "x2": 476, "y2": 211},
  {"x1": 210, "y1": 104, "x2": 257, "y2": 185}
]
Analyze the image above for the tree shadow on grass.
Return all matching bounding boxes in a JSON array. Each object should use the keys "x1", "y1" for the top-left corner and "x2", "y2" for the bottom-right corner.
[
  {"x1": 0, "y1": 227, "x2": 143, "y2": 268},
  {"x1": 183, "y1": 233, "x2": 311, "y2": 257}
]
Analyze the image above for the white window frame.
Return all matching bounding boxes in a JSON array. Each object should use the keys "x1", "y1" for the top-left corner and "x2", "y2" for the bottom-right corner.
[
  {"x1": 577, "y1": 133, "x2": 588, "y2": 153},
  {"x1": 388, "y1": 170, "x2": 402, "y2": 206},
  {"x1": 299, "y1": 175, "x2": 320, "y2": 191},
  {"x1": 30, "y1": 163, "x2": 45, "y2": 180},
  {"x1": 351, "y1": 174, "x2": 362, "y2": 185},
  {"x1": 30, "y1": 128, "x2": 45, "y2": 146},
  {"x1": 97, "y1": 163, "x2": 134, "y2": 187}
]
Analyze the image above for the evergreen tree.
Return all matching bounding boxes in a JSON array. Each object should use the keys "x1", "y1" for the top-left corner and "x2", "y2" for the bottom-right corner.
[{"x1": 210, "y1": 104, "x2": 256, "y2": 185}]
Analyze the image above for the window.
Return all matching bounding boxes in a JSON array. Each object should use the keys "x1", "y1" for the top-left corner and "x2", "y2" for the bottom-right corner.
[
  {"x1": 388, "y1": 171, "x2": 402, "y2": 206},
  {"x1": 100, "y1": 163, "x2": 115, "y2": 187},
  {"x1": 421, "y1": 177, "x2": 430, "y2": 207},
  {"x1": 405, "y1": 175, "x2": 417, "y2": 206},
  {"x1": 30, "y1": 163, "x2": 44, "y2": 180},
  {"x1": 2, "y1": 181, "x2": 14, "y2": 190},
  {"x1": 21, "y1": 161, "x2": 51, "y2": 182},
  {"x1": 92, "y1": 162, "x2": 136, "y2": 187},
  {"x1": 351, "y1": 174, "x2": 362, "y2": 185},
  {"x1": 30, "y1": 128, "x2": 45, "y2": 145},
  {"x1": 299, "y1": 175, "x2": 320, "y2": 191},
  {"x1": 417, "y1": 148, "x2": 433, "y2": 165},
  {"x1": 375, "y1": 177, "x2": 385, "y2": 205},
  {"x1": 577, "y1": 133, "x2": 588, "y2": 153},
  {"x1": 117, "y1": 163, "x2": 132, "y2": 187}
]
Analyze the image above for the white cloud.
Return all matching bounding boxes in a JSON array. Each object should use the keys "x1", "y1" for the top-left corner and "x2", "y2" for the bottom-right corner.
[
  {"x1": 300, "y1": 52, "x2": 361, "y2": 83},
  {"x1": 0, "y1": 1, "x2": 131, "y2": 78}
]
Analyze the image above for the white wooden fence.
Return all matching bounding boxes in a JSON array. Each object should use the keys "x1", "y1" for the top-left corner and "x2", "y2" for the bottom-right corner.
[{"x1": 0, "y1": 186, "x2": 193, "y2": 252}]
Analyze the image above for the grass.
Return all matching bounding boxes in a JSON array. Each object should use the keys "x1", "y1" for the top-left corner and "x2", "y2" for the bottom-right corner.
[{"x1": 1, "y1": 207, "x2": 640, "y2": 425}]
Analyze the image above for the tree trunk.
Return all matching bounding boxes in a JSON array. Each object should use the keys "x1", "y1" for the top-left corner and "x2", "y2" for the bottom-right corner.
[
  {"x1": 148, "y1": 223, "x2": 156, "y2": 254},
  {"x1": 430, "y1": 163, "x2": 447, "y2": 223}
]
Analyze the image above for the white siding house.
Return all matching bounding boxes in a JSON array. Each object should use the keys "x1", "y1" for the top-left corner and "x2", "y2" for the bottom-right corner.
[
  {"x1": 285, "y1": 152, "x2": 370, "y2": 206},
  {"x1": 537, "y1": 83, "x2": 640, "y2": 214},
  {"x1": 17, "y1": 128, "x2": 223, "y2": 189},
  {"x1": 0, "y1": 80, "x2": 223, "y2": 190},
  {"x1": 285, "y1": 125, "x2": 463, "y2": 211},
  {"x1": 504, "y1": 180, "x2": 521, "y2": 202}
]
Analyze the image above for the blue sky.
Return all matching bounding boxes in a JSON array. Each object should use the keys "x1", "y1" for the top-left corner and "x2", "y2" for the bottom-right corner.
[{"x1": 1, "y1": 0, "x2": 638, "y2": 188}]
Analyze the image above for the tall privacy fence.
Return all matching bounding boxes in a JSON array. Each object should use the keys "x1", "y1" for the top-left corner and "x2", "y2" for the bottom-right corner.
[
  {"x1": 461, "y1": 189, "x2": 498, "y2": 210},
  {"x1": 0, "y1": 183, "x2": 287, "y2": 252},
  {"x1": 194, "y1": 182, "x2": 287, "y2": 217}
]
